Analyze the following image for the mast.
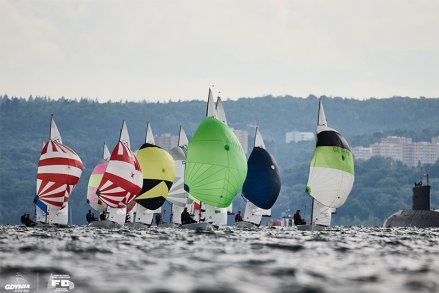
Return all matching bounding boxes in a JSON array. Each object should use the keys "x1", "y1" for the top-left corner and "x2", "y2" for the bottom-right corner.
[{"x1": 310, "y1": 100, "x2": 324, "y2": 225}]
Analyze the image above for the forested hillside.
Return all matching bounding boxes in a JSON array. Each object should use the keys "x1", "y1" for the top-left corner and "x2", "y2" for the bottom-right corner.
[{"x1": 1, "y1": 94, "x2": 438, "y2": 226}]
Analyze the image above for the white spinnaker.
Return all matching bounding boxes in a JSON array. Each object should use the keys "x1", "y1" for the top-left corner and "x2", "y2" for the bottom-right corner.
[
  {"x1": 107, "y1": 206, "x2": 126, "y2": 226},
  {"x1": 307, "y1": 167, "x2": 354, "y2": 208},
  {"x1": 311, "y1": 200, "x2": 332, "y2": 226}
]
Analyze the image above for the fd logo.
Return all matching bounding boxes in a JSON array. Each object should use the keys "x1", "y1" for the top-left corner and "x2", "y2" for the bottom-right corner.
[{"x1": 47, "y1": 274, "x2": 75, "y2": 292}]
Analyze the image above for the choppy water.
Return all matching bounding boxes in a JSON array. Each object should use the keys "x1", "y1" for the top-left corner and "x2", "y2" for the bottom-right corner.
[{"x1": 1, "y1": 225, "x2": 438, "y2": 293}]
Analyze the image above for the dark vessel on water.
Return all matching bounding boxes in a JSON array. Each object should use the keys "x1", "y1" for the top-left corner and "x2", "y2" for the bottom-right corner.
[{"x1": 384, "y1": 174, "x2": 439, "y2": 228}]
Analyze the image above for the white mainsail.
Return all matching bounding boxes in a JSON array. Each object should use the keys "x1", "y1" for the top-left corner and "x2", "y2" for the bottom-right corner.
[{"x1": 215, "y1": 96, "x2": 227, "y2": 124}]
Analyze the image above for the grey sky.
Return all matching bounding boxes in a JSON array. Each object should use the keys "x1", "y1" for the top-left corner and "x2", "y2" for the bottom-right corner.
[{"x1": 1, "y1": 0, "x2": 438, "y2": 102}]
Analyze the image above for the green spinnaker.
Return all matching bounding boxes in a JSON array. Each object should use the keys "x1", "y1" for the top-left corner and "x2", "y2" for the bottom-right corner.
[{"x1": 184, "y1": 117, "x2": 247, "y2": 208}]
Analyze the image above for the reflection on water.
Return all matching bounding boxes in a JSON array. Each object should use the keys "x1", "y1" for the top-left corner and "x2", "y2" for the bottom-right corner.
[{"x1": 0, "y1": 225, "x2": 438, "y2": 293}]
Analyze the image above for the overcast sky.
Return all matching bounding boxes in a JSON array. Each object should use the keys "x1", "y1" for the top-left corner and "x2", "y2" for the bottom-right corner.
[{"x1": 1, "y1": 0, "x2": 438, "y2": 102}]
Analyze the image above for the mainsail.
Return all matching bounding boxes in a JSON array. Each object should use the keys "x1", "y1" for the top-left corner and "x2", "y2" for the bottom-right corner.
[
  {"x1": 184, "y1": 88, "x2": 247, "y2": 208},
  {"x1": 35, "y1": 115, "x2": 83, "y2": 224},
  {"x1": 243, "y1": 200, "x2": 271, "y2": 225},
  {"x1": 87, "y1": 143, "x2": 110, "y2": 212},
  {"x1": 96, "y1": 121, "x2": 143, "y2": 209},
  {"x1": 306, "y1": 99, "x2": 355, "y2": 209},
  {"x1": 311, "y1": 199, "x2": 333, "y2": 226},
  {"x1": 134, "y1": 123, "x2": 175, "y2": 210}
]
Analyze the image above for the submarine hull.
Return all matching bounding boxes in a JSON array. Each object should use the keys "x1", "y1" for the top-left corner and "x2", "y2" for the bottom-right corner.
[{"x1": 383, "y1": 209, "x2": 439, "y2": 228}]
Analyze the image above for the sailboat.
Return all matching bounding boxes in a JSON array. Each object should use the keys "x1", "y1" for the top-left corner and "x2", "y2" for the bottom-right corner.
[
  {"x1": 238, "y1": 126, "x2": 281, "y2": 229},
  {"x1": 133, "y1": 123, "x2": 175, "y2": 226},
  {"x1": 34, "y1": 114, "x2": 83, "y2": 226},
  {"x1": 201, "y1": 96, "x2": 231, "y2": 227},
  {"x1": 183, "y1": 88, "x2": 247, "y2": 230},
  {"x1": 300, "y1": 98, "x2": 355, "y2": 230},
  {"x1": 86, "y1": 143, "x2": 111, "y2": 214},
  {"x1": 91, "y1": 121, "x2": 143, "y2": 228},
  {"x1": 166, "y1": 126, "x2": 192, "y2": 226}
]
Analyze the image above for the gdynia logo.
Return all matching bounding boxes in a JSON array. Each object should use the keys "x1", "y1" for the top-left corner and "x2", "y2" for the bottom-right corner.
[
  {"x1": 47, "y1": 274, "x2": 75, "y2": 292},
  {"x1": 4, "y1": 273, "x2": 30, "y2": 293}
]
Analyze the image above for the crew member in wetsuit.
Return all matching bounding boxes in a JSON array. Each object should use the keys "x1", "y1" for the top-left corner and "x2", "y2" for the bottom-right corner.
[
  {"x1": 86, "y1": 210, "x2": 97, "y2": 223},
  {"x1": 21, "y1": 213, "x2": 35, "y2": 227},
  {"x1": 235, "y1": 211, "x2": 243, "y2": 223},
  {"x1": 293, "y1": 210, "x2": 306, "y2": 225},
  {"x1": 155, "y1": 213, "x2": 162, "y2": 225},
  {"x1": 181, "y1": 207, "x2": 196, "y2": 224}
]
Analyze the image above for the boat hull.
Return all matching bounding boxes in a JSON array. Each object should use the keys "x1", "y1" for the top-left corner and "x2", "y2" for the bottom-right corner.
[
  {"x1": 88, "y1": 220, "x2": 121, "y2": 229},
  {"x1": 158, "y1": 222, "x2": 180, "y2": 228},
  {"x1": 235, "y1": 221, "x2": 259, "y2": 230},
  {"x1": 180, "y1": 222, "x2": 213, "y2": 231},
  {"x1": 296, "y1": 224, "x2": 327, "y2": 231},
  {"x1": 383, "y1": 210, "x2": 439, "y2": 228}
]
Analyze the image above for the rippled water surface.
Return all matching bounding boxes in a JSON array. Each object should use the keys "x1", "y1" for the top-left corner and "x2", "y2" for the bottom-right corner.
[{"x1": 1, "y1": 225, "x2": 438, "y2": 293}]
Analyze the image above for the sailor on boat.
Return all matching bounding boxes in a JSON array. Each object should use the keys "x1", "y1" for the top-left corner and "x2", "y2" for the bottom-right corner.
[
  {"x1": 293, "y1": 210, "x2": 306, "y2": 225},
  {"x1": 99, "y1": 211, "x2": 108, "y2": 221},
  {"x1": 155, "y1": 213, "x2": 162, "y2": 225},
  {"x1": 20, "y1": 213, "x2": 36, "y2": 227},
  {"x1": 181, "y1": 207, "x2": 196, "y2": 224},
  {"x1": 235, "y1": 211, "x2": 243, "y2": 223},
  {"x1": 86, "y1": 210, "x2": 97, "y2": 223}
]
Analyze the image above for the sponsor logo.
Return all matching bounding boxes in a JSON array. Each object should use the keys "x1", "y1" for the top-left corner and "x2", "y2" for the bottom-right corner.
[
  {"x1": 4, "y1": 273, "x2": 30, "y2": 293},
  {"x1": 47, "y1": 274, "x2": 75, "y2": 292}
]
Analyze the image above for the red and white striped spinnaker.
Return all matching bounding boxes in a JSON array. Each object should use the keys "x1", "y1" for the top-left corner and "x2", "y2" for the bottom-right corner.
[
  {"x1": 96, "y1": 121, "x2": 143, "y2": 208},
  {"x1": 36, "y1": 115, "x2": 83, "y2": 209}
]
